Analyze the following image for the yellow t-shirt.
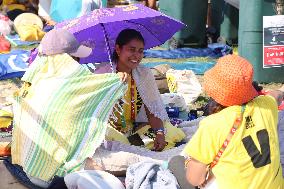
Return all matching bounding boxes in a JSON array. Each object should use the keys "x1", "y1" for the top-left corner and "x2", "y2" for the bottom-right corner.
[{"x1": 183, "y1": 95, "x2": 283, "y2": 189}]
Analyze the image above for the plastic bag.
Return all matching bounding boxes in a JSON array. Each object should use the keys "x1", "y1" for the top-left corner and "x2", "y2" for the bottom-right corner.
[
  {"x1": 166, "y1": 69, "x2": 202, "y2": 105},
  {"x1": 151, "y1": 67, "x2": 168, "y2": 93},
  {"x1": 161, "y1": 93, "x2": 188, "y2": 111}
]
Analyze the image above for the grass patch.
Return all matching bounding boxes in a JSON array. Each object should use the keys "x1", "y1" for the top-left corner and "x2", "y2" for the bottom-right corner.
[
  {"x1": 11, "y1": 44, "x2": 38, "y2": 51},
  {"x1": 142, "y1": 57, "x2": 217, "y2": 64}
]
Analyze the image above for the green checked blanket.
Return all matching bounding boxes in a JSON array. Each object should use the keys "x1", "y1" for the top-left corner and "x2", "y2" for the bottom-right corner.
[{"x1": 12, "y1": 53, "x2": 126, "y2": 182}]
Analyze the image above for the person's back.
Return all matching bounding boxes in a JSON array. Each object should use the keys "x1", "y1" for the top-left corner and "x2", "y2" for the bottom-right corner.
[{"x1": 186, "y1": 95, "x2": 282, "y2": 188}]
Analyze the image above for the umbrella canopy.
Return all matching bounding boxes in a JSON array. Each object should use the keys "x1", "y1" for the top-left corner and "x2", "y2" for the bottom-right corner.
[{"x1": 56, "y1": 4, "x2": 185, "y2": 64}]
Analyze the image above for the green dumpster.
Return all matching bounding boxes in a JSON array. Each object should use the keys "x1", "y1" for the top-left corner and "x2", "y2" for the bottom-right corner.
[
  {"x1": 210, "y1": 0, "x2": 239, "y2": 44},
  {"x1": 159, "y1": 0, "x2": 208, "y2": 47},
  {"x1": 219, "y1": 3, "x2": 239, "y2": 44},
  {"x1": 101, "y1": 0, "x2": 107, "y2": 7},
  {"x1": 239, "y1": 0, "x2": 284, "y2": 83},
  {"x1": 210, "y1": 0, "x2": 224, "y2": 37}
]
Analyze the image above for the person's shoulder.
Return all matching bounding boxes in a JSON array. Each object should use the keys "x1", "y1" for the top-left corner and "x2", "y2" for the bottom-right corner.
[
  {"x1": 137, "y1": 64, "x2": 150, "y2": 71},
  {"x1": 200, "y1": 106, "x2": 238, "y2": 129},
  {"x1": 251, "y1": 95, "x2": 277, "y2": 108},
  {"x1": 135, "y1": 65, "x2": 153, "y2": 76},
  {"x1": 199, "y1": 113, "x2": 222, "y2": 130}
]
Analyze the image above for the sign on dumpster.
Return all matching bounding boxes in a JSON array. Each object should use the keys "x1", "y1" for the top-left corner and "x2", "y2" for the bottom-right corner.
[{"x1": 263, "y1": 15, "x2": 284, "y2": 68}]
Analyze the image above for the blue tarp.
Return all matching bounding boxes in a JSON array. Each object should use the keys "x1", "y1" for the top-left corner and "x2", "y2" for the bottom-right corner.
[
  {"x1": 144, "y1": 43, "x2": 232, "y2": 59},
  {"x1": 0, "y1": 50, "x2": 30, "y2": 80},
  {"x1": 142, "y1": 61, "x2": 215, "y2": 75}
]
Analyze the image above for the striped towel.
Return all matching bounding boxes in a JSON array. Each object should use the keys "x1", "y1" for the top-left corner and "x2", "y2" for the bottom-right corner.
[{"x1": 12, "y1": 53, "x2": 126, "y2": 182}]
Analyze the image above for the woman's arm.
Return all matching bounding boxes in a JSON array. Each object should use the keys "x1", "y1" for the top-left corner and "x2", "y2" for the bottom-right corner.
[
  {"x1": 186, "y1": 158, "x2": 208, "y2": 186},
  {"x1": 145, "y1": 105, "x2": 166, "y2": 151}
]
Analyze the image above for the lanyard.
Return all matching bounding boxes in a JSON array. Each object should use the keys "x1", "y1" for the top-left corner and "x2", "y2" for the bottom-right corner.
[
  {"x1": 210, "y1": 105, "x2": 246, "y2": 169},
  {"x1": 130, "y1": 76, "x2": 135, "y2": 121},
  {"x1": 121, "y1": 76, "x2": 136, "y2": 128}
]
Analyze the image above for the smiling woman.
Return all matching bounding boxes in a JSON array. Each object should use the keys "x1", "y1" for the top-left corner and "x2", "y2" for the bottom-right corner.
[
  {"x1": 114, "y1": 29, "x2": 145, "y2": 74},
  {"x1": 94, "y1": 29, "x2": 185, "y2": 153}
]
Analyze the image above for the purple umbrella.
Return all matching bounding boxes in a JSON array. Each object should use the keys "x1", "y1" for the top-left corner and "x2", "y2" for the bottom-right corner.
[{"x1": 56, "y1": 4, "x2": 185, "y2": 64}]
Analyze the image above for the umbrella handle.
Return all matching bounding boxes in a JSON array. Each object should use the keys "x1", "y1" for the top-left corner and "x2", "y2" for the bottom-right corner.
[{"x1": 100, "y1": 23, "x2": 115, "y2": 73}]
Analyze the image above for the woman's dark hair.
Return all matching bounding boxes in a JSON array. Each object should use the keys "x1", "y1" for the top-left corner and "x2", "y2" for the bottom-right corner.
[
  {"x1": 202, "y1": 81, "x2": 262, "y2": 116},
  {"x1": 202, "y1": 98, "x2": 226, "y2": 116},
  {"x1": 112, "y1": 29, "x2": 145, "y2": 63}
]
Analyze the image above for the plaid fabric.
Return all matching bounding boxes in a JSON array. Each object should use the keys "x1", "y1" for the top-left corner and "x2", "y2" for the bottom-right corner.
[{"x1": 12, "y1": 53, "x2": 126, "y2": 181}]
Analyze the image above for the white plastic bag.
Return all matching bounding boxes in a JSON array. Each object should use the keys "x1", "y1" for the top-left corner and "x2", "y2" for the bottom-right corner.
[
  {"x1": 166, "y1": 69, "x2": 202, "y2": 105},
  {"x1": 161, "y1": 93, "x2": 188, "y2": 111},
  {"x1": 0, "y1": 15, "x2": 12, "y2": 35}
]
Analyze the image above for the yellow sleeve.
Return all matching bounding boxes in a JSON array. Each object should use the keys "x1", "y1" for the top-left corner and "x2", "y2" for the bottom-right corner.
[
  {"x1": 183, "y1": 119, "x2": 220, "y2": 165},
  {"x1": 254, "y1": 95, "x2": 278, "y2": 126},
  {"x1": 257, "y1": 95, "x2": 278, "y2": 109}
]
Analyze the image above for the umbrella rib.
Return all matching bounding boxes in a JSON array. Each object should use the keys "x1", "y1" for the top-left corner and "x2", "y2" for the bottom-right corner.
[
  {"x1": 100, "y1": 23, "x2": 114, "y2": 72},
  {"x1": 125, "y1": 20, "x2": 163, "y2": 46}
]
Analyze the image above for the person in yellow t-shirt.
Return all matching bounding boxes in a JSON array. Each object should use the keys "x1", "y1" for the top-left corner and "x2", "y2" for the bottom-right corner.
[{"x1": 183, "y1": 54, "x2": 284, "y2": 189}]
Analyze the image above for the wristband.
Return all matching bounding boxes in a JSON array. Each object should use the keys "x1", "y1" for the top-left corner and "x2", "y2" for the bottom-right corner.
[{"x1": 153, "y1": 127, "x2": 166, "y2": 135}]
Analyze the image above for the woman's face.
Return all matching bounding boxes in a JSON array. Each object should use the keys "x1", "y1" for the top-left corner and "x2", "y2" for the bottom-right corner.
[{"x1": 116, "y1": 38, "x2": 144, "y2": 71}]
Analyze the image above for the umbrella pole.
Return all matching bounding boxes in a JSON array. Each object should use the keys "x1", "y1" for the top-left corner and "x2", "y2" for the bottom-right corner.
[{"x1": 100, "y1": 23, "x2": 114, "y2": 73}]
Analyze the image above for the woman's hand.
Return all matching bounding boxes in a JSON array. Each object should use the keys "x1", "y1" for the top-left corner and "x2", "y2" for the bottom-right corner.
[
  {"x1": 117, "y1": 72, "x2": 129, "y2": 83},
  {"x1": 198, "y1": 168, "x2": 214, "y2": 188},
  {"x1": 144, "y1": 106, "x2": 166, "y2": 151},
  {"x1": 153, "y1": 132, "x2": 166, "y2": 151}
]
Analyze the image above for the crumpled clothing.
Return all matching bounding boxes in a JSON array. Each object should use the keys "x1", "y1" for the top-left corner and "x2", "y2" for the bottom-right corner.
[
  {"x1": 16, "y1": 25, "x2": 45, "y2": 41},
  {"x1": 125, "y1": 161, "x2": 180, "y2": 189}
]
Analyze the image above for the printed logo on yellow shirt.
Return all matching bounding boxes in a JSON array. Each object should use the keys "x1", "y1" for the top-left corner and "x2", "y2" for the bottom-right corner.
[
  {"x1": 242, "y1": 129, "x2": 271, "y2": 168},
  {"x1": 245, "y1": 116, "x2": 255, "y2": 129}
]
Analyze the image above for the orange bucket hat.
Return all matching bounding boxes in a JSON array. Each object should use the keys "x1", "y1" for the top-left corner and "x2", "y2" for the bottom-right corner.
[{"x1": 204, "y1": 54, "x2": 258, "y2": 107}]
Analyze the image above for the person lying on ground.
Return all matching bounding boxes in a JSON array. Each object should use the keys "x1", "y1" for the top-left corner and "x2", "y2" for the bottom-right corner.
[{"x1": 183, "y1": 54, "x2": 284, "y2": 189}]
